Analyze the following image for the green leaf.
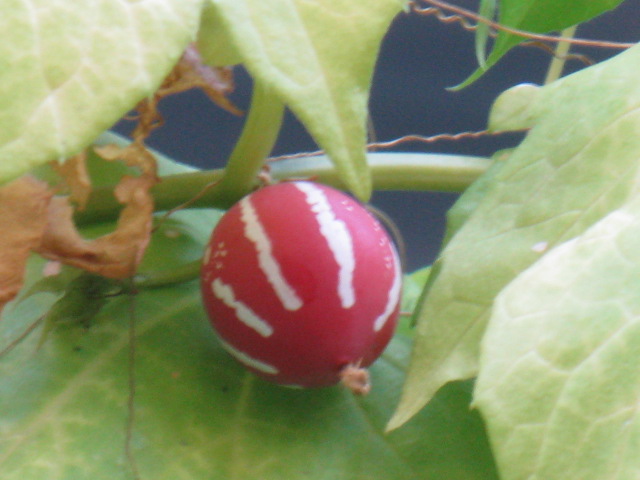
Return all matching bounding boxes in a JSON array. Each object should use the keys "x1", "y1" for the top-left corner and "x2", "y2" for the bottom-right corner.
[
  {"x1": 456, "y1": 0, "x2": 625, "y2": 88},
  {"x1": 197, "y1": 1, "x2": 242, "y2": 67},
  {"x1": 197, "y1": 0, "x2": 405, "y2": 201},
  {"x1": 400, "y1": 267, "x2": 431, "y2": 316},
  {"x1": 0, "y1": 0, "x2": 203, "y2": 184},
  {"x1": 0, "y1": 137, "x2": 498, "y2": 479},
  {"x1": 0, "y1": 285, "x2": 498, "y2": 479},
  {"x1": 475, "y1": 197, "x2": 640, "y2": 480},
  {"x1": 487, "y1": 84, "x2": 541, "y2": 132},
  {"x1": 442, "y1": 149, "x2": 511, "y2": 246},
  {"x1": 389, "y1": 44, "x2": 640, "y2": 430},
  {"x1": 474, "y1": 0, "x2": 497, "y2": 67}
]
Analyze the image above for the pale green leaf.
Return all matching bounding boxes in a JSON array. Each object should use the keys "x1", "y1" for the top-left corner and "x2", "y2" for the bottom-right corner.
[
  {"x1": 442, "y1": 149, "x2": 511, "y2": 246},
  {"x1": 197, "y1": 1, "x2": 242, "y2": 67},
  {"x1": 0, "y1": 0, "x2": 203, "y2": 183},
  {"x1": 475, "y1": 197, "x2": 640, "y2": 480},
  {"x1": 197, "y1": 0, "x2": 405, "y2": 201},
  {"x1": 487, "y1": 84, "x2": 541, "y2": 132},
  {"x1": 389, "y1": 44, "x2": 640, "y2": 430}
]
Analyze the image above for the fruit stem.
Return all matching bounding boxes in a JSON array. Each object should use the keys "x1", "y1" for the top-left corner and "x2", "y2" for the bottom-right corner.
[{"x1": 340, "y1": 364, "x2": 371, "y2": 395}]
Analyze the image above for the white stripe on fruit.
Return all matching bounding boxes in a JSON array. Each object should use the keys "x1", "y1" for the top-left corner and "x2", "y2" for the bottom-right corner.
[
  {"x1": 374, "y1": 245, "x2": 402, "y2": 332},
  {"x1": 294, "y1": 182, "x2": 356, "y2": 309},
  {"x1": 212, "y1": 278, "x2": 274, "y2": 337},
  {"x1": 240, "y1": 196, "x2": 303, "y2": 311},
  {"x1": 218, "y1": 337, "x2": 279, "y2": 375}
]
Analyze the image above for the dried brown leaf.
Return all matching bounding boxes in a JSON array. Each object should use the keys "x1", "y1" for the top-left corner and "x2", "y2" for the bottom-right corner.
[
  {"x1": 52, "y1": 151, "x2": 91, "y2": 210},
  {"x1": 174, "y1": 45, "x2": 240, "y2": 114},
  {"x1": 37, "y1": 144, "x2": 158, "y2": 279},
  {"x1": 0, "y1": 177, "x2": 53, "y2": 315},
  {"x1": 93, "y1": 141, "x2": 158, "y2": 179},
  {"x1": 0, "y1": 143, "x2": 159, "y2": 321},
  {"x1": 131, "y1": 44, "x2": 241, "y2": 141},
  {"x1": 37, "y1": 180, "x2": 153, "y2": 278}
]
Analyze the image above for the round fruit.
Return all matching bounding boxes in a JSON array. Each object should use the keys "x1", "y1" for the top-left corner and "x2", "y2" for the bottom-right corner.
[{"x1": 200, "y1": 181, "x2": 402, "y2": 390}]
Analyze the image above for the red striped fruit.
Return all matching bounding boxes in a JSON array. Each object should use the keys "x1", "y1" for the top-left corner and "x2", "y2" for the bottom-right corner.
[{"x1": 200, "y1": 181, "x2": 402, "y2": 391}]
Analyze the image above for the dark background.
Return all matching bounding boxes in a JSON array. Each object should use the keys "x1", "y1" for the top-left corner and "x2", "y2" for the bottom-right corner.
[{"x1": 114, "y1": 0, "x2": 638, "y2": 271}]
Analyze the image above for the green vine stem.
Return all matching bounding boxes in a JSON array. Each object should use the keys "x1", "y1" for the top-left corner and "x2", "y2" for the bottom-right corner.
[
  {"x1": 544, "y1": 25, "x2": 578, "y2": 84},
  {"x1": 78, "y1": 152, "x2": 490, "y2": 225},
  {"x1": 214, "y1": 80, "x2": 285, "y2": 206},
  {"x1": 268, "y1": 152, "x2": 490, "y2": 192}
]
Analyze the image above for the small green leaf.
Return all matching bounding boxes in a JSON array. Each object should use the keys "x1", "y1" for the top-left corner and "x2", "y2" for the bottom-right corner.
[
  {"x1": 35, "y1": 273, "x2": 118, "y2": 349},
  {"x1": 197, "y1": 0, "x2": 405, "y2": 201},
  {"x1": 20, "y1": 265, "x2": 82, "y2": 301},
  {"x1": 487, "y1": 84, "x2": 541, "y2": 132},
  {"x1": 456, "y1": 0, "x2": 625, "y2": 88},
  {"x1": 474, "y1": 0, "x2": 497, "y2": 67},
  {"x1": 475, "y1": 197, "x2": 640, "y2": 480},
  {"x1": 389, "y1": 44, "x2": 640, "y2": 430},
  {"x1": 0, "y1": 0, "x2": 203, "y2": 184}
]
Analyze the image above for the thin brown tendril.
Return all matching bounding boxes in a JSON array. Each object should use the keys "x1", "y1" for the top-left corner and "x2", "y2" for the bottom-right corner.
[
  {"x1": 411, "y1": 4, "x2": 482, "y2": 33},
  {"x1": 0, "y1": 316, "x2": 43, "y2": 358},
  {"x1": 366, "y1": 130, "x2": 501, "y2": 149},
  {"x1": 267, "y1": 129, "x2": 521, "y2": 163},
  {"x1": 152, "y1": 179, "x2": 221, "y2": 233},
  {"x1": 124, "y1": 281, "x2": 141, "y2": 480},
  {"x1": 522, "y1": 41, "x2": 596, "y2": 66}
]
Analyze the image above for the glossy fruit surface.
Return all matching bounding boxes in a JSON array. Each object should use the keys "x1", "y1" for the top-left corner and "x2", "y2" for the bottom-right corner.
[{"x1": 200, "y1": 181, "x2": 402, "y2": 388}]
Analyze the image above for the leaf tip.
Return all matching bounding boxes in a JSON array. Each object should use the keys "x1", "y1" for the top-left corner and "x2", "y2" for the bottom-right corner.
[
  {"x1": 385, "y1": 392, "x2": 426, "y2": 432},
  {"x1": 488, "y1": 83, "x2": 541, "y2": 132}
]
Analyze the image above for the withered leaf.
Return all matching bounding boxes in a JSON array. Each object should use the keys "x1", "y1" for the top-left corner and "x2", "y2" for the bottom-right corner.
[
  {"x1": 0, "y1": 142, "x2": 158, "y2": 322},
  {"x1": 93, "y1": 141, "x2": 158, "y2": 179},
  {"x1": 52, "y1": 151, "x2": 91, "y2": 210},
  {"x1": 131, "y1": 44, "x2": 241, "y2": 141},
  {"x1": 37, "y1": 144, "x2": 157, "y2": 279},
  {"x1": 0, "y1": 177, "x2": 53, "y2": 316}
]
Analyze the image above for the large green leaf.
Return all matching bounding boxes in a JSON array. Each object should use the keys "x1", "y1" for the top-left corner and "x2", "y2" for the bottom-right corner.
[
  {"x1": 458, "y1": 0, "x2": 626, "y2": 88},
  {"x1": 389, "y1": 43, "x2": 640, "y2": 430},
  {"x1": 0, "y1": 0, "x2": 203, "y2": 184},
  {"x1": 197, "y1": 0, "x2": 405, "y2": 201},
  {"x1": 475, "y1": 197, "x2": 640, "y2": 480},
  {"x1": 0, "y1": 139, "x2": 498, "y2": 479}
]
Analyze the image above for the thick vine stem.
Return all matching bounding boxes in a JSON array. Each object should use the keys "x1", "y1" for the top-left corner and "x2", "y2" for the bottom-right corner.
[
  {"x1": 268, "y1": 152, "x2": 490, "y2": 192},
  {"x1": 77, "y1": 152, "x2": 491, "y2": 226},
  {"x1": 214, "y1": 80, "x2": 285, "y2": 207}
]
